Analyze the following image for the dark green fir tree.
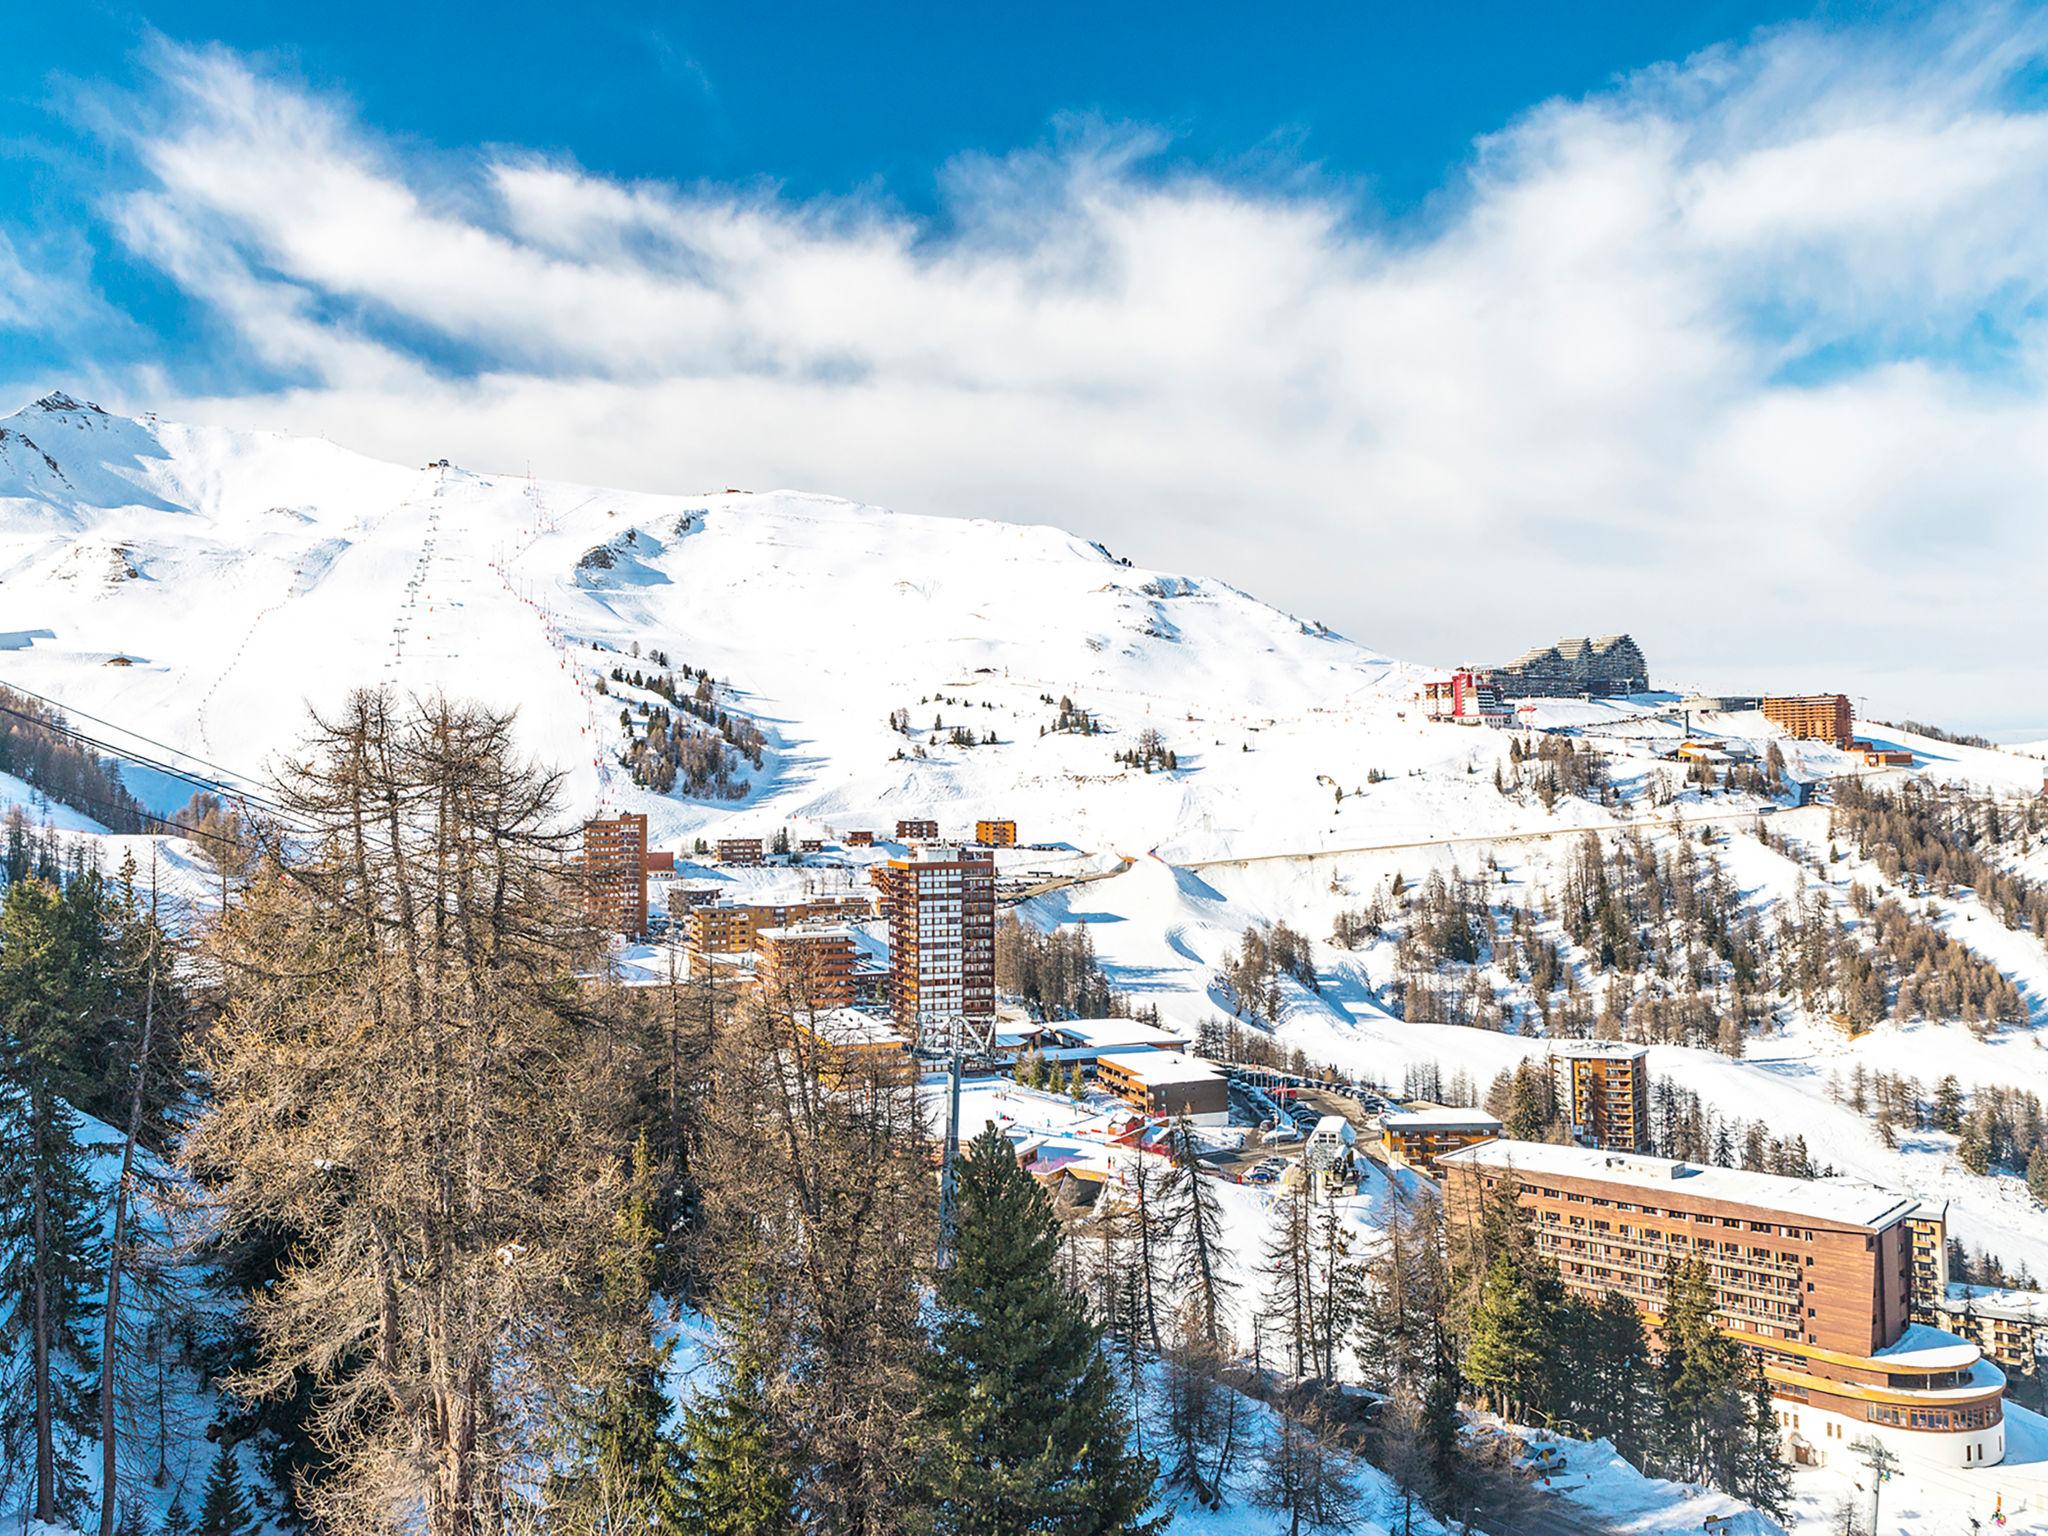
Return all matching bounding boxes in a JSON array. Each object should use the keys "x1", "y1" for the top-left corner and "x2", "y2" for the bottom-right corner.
[
  {"x1": 196, "y1": 1443, "x2": 257, "y2": 1536},
  {"x1": 677, "y1": 1270, "x2": 796, "y2": 1536},
  {"x1": 914, "y1": 1122, "x2": 1160, "y2": 1536}
]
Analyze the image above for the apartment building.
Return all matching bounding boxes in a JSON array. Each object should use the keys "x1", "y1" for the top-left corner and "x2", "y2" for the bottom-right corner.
[
  {"x1": 975, "y1": 818, "x2": 1018, "y2": 848},
  {"x1": 896, "y1": 817, "x2": 940, "y2": 841},
  {"x1": 757, "y1": 924, "x2": 858, "y2": 1012},
  {"x1": 1380, "y1": 1107, "x2": 1503, "y2": 1172},
  {"x1": 716, "y1": 837, "x2": 765, "y2": 866},
  {"x1": 1094, "y1": 1050, "x2": 1229, "y2": 1124},
  {"x1": 582, "y1": 813, "x2": 648, "y2": 936},
  {"x1": 1908, "y1": 1201, "x2": 2045, "y2": 1381},
  {"x1": 1760, "y1": 694, "x2": 1854, "y2": 750},
  {"x1": 1549, "y1": 1041, "x2": 1650, "y2": 1152},
  {"x1": 875, "y1": 843, "x2": 995, "y2": 1046},
  {"x1": 1439, "y1": 1141, "x2": 2005, "y2": 1470},
  {"x1": 685, "y1": 897, "x2": 874, "y2": 961}
]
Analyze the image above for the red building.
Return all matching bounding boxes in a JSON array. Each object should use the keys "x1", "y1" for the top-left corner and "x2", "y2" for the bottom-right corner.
[{"x1": 1421, "y1": 670, "x2": 1512, "y2": 727}]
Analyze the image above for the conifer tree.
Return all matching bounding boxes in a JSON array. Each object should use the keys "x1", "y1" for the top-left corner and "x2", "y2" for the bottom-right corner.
[
  {"x1": 1163, "y1": 1116, "x2": 1235, "y2": 1348},
  {"x1": 157, "y1": 1494, "x2": 193, "y2": 1536},
  {"x1": 1656, "y1": 1258, "x2": 1747, "y2": 1485},
  {"x1": 1734, "y1": 1368, "x2": 1791, "y2": 1518},
  {"x1": 195, "y1": 1443, "x2": 257, "y2": 1536},
  {"x1": 676, "y1": 1273, "x2": 796, "y2": 1536},
  {"x1": 0, "y1": 874, "x2": 106, "y2": 1524},
  {"x1": 549, "y1": 1136, "x2": 686, "y2": 1534},
  {"x1": 2028, "y1": 1145, "x2": 2048, "y2": 1204},
  {"x1": 915, "y1": 1123, "x2": 1158, "y2": 1536}
]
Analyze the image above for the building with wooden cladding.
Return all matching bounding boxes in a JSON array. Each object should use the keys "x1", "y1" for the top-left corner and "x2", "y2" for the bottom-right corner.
[
  {"x1": 1549, "y1": 1041, "x2": 1650, "y2": 1152},
  {"x1": 895, "y1": 817, "x2": 940, "y2": 841},
  {"x1": 1094, "y1": 1050, "x2": 1229, "y2": 1125},
  {"x1": 1379, "y1": 1107, "x2": 1502, "y2": 1171},
  {"x1": 874, "y1": 843, "x2": 995, "y2": 1045},
  {"x1": 975, "y1": 819, "x2": 1018, "y2": 847},
  {"x1": 685, "y1": 897, "x2": 874, "y2": 960},
  {"x1": 1489, "y1": 634, "x2": 1649, "y2": 699},
  {"x1": 1440, "y1": 1141, "x2": 2006, "y2": 1469},
  {"x1": 1760, "y1": 694, "x2": 1853, "y2": 750},
  {"x1": 582, "y1": 813, "x2": 648, "y2": 936},
  {"x1": 716, "y1": 837, "x2": 765, "y2": 865},
  {"x1": 791, "y1": 1007, "x2": 914, "y2": 1085},
  {"x1": 844, "y1": 829, "x2": 875, "y2": 846},
  {"x1": 757, "y1": 924, "x2": 857, "y2": 1012}
]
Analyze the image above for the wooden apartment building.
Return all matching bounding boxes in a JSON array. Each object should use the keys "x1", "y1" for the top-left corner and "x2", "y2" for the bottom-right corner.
[
  {"x1": 1094, "y1": 1050, "x2": 1229, "y2": 1125},
  {"x1": 1549, "y1": 1041, "x2": 1650, "y2": 1152},
  {"x1": 757, "y1": 924, "x2": 858, "y2": 1012},
  {"x1": 895, "y1": 817, "x2": 940, "y2": 841},
  {"x1": 716, "y1": 837, "x2": 765, "y2": 866},
  {"x1": 1440, "y1": 1141, "x2": 2005, "y2": 1470},
  {"x1": 1380, "y1": 1107, "x2": 1502, "y2": 1172}
]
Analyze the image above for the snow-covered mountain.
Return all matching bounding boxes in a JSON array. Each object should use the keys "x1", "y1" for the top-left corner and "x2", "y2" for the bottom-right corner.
[
  {"x1": 0, "y1": 391, "x2": 1462, "y2": 858},
  {"x1": 12, "y1": 390, "x2": 2048, "y2": 1299}
]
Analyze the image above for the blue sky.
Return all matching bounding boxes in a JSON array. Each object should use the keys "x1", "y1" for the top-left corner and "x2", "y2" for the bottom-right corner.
[{"x1": 5, "y1": 3, "x2": 2048, "y2": 734}]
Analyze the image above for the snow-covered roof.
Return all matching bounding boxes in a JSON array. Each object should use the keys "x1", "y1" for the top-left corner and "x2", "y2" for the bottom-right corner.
[
  {"x1": 1047, "y1": 1017, "x2": 1185, "y2": 1050},
  {"x1": 1099, "y1": 1050, "x2": 1224, "y2": 1087},
  {"x1": 1548, "y1": 1039, "x2": 1649, "y2": 1061},
  {"x1": 1436, "y1": 1139, "x2": 1918, "y2": 1230},
  {"x1": 802, "y1": 1007, "x2": 909, "y2": 1048},
  {"x1": 1382, "y1": 1107, "x2": 1504, "y2": 1132},
  {"x1": 1872, "y1": 1323, "x2": 1983, "y2": 1371}
]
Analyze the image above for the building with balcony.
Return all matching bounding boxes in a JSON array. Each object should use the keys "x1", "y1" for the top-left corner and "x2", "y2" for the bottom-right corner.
[
  {"x1": 582, "y1": 813, "x2": 648, "y2": 936},
  {"x1": 895, "y1": 817, "x2": 940, "y2": 841},
  {"x1": 717, "y1": 837, "x2": 765, "y2": 866},
  {"x1": 1439, "y1": 1141, "x2": 2005, "y2": 1470},
  {"x1": 1760, "y1": 695, "x2": 1854, "y2": 750},
  {"x1": 873, "y1": 843, "x2": 995, "y2": 1046},
  {"x1": 757, "y1": 924, "x2": 858, "y2": 1012},
  {"x1": 1549, "y1": 1041, "x2": 1650, "y2": 1152},
  {"x1": 1380, "y1": 1107, "x2": 1503, "y2": 1172},
  {"x1": 1094, "y1": 1050, "x2": 1229, "y2": 1125},
  {"x1": 975, "y1": 819, "x2": 1018, "y2": 847}
]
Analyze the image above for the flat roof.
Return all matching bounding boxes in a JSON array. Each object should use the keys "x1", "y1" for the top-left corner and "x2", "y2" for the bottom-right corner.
[
  {"x1": 1873, "y1": 1323, "x2": 1982, "y2": 1371},
  {"x1": 757, "y1": 923, "x2": 856, "y2": 942},
  {"x1": 1548, "y1": 1039, "x2": 1649, "y2": 1061},
  {"x1": 1048, "y1": 1017, "x2": 1185, "y2": 1049},
  {"x1": 1383, "y1": 1108, "x2": 1504, "y2": 1131},
  {"x1": 801, "y1": 1007, "x2": 909, "y2": 1048},
  {"x1": 1097, "y1": 1050, "x2": 1225, "y2": 1087},
  {"x1": 1437, "y1": 1139, "x2": 1918, "y2": 1230}
]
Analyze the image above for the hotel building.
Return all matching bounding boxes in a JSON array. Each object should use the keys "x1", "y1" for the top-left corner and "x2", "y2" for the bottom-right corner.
[{"x1": 1439, "y1": 1141, "x2": 2005, "y2": 1469}]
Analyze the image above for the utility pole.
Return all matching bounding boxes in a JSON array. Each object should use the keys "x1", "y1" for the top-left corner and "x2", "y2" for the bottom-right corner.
[{"x1": 936, "y1": 1013, "x2": 965, "y2": 1269}]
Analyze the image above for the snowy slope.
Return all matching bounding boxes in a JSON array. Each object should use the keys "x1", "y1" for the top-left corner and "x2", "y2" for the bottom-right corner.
[{"x1": 8, "y1": 388, "x2": 2048, "y2": 1291}]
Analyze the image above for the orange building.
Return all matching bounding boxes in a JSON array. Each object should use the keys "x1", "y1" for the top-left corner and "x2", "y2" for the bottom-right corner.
[
  {"x1": 975, "y1": 819, "x2": 1018, "y2": 848},
  {"x1": 1094, "y1": 1050, "x2": 1228, "y2": 1124},
  {"x1": 1380, "y1": 1107, "x2": 1502, "y2": 1172},
  {"x1": 792, "y1": 1007, "x2": 915, "y2": 1085},
  {"x1": 1761, "y1": 694, "x2": 1853, "y2": 750},
  {"x1": 874, "y1": 843, "x2": 994, "y2": 1044},
  {"x1": 686, "y1": 897, "x2": 874, "y2": 960},
  {"x1": 583, "y1": 813, "x2": 648, "y2": 936},
  {"x1": 1440, "y1": 1142, "x2": 2005, "y2": 1470},
  {"x1": 758, "y1": 924, "x2": 858, "y2": 1011},
  {"x1": 1549, "y1": 1041, "x2": 1650, "y2": 1152}
]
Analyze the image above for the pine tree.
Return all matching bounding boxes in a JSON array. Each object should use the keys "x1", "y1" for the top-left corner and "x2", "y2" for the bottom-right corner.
[
  {"x1": 676, "y1": 1273, "x2": 796, "y2": 1536},
  {"x1": 196, "y1": 1443, "x2": 256, "y2": 1536},
  {"x1": 2028, "y1": 1145, "x2": 2048, "y2": 1204},
  {"x1": 549, "y1": 1136, "x2": 686, "y2": 1533},
  {"x1": 1163, "y1": 1116, "x2": 1235, "y2": 1348},
  {"x1": 0, "y1": 875, "x2": 107, "y2": 1524},
  {"x1": 1656, "y1": 1258, "x2": 1747, "y2": 1485},
  {"x1": 915, "y1": 1123, "x2": 1159, "y2": 1535},
  {"x1": 157, "y1": 1494, "x2": 194, "y2": 1536},
  {"x1": 1734, "y1": 1368, "x2": 1791, "y2": 1518}
]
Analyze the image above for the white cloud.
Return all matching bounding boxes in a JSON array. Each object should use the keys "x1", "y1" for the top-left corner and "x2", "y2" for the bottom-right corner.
[{"x1": 65, "y1": 19, "x2": 2048, "y2": 733}]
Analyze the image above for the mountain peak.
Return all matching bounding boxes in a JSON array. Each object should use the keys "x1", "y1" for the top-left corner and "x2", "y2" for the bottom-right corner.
[{"x1": 28, "y1": 391, "x2": 109, "y2": 417}]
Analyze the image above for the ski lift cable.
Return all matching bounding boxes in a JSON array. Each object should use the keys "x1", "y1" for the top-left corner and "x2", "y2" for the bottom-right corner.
[{"x1": 0, "y1": 676, "x2": 290, "y2": 810}]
